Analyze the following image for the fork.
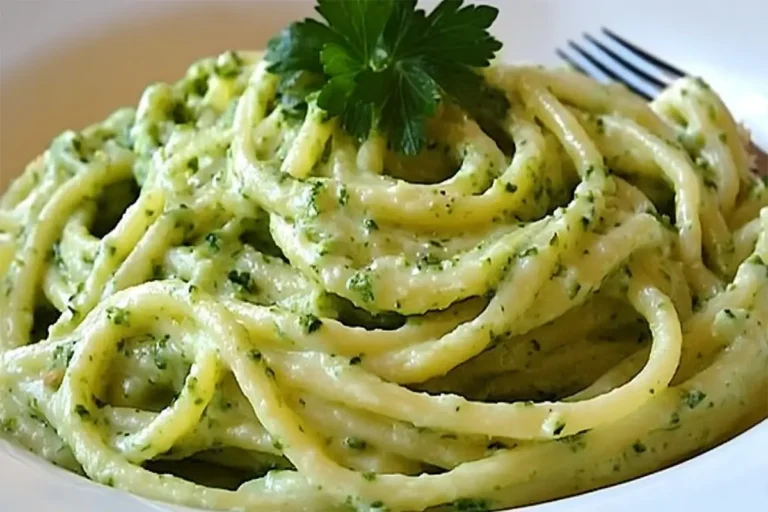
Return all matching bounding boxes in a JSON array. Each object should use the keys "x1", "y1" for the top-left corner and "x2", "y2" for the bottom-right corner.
[{"x1": 556, "y1": 28, "x2": 768, "y2": 176}]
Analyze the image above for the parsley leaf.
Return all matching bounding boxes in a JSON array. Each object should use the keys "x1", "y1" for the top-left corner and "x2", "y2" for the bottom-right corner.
[
  {"x1": 266, "y1": 20, "x2": 335, "y2": 75},
  {"x1": 379, "y1": 60, "x2": 440, "y2": 155},
  {"x1": 265, "y1": 0, "x2": 509, "y2": 156},
  {"x1": 419, "y1": 0, "x2": 501, "y2": 65},
  {"x1": 316, "y1": 0, "x2": 393, "y2": 60}
]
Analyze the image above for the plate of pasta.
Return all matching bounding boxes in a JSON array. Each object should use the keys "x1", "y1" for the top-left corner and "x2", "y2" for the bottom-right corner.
[{"x1": 1, "y1": 1, "x2": 766, "y2": 512}]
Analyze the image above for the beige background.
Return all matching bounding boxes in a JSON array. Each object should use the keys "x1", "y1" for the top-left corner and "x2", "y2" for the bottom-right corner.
[{"x1": 0, "y1": 1, "x2": 311, "y2": 188}]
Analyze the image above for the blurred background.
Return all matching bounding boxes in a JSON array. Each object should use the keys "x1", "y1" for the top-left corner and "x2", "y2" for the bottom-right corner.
[{"x1": 1, "y1": 0, "x2": 766, "y2": 188}]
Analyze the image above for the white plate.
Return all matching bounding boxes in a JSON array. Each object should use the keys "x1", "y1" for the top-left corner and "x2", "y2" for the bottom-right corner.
[{"x1": 0, "y1": 1, "x2": 766, "y2": 511}]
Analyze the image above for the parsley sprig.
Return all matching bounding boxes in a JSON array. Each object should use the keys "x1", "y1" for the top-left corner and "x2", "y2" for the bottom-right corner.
[{"x1": 266, "y1": 0, "x2": 509, "y2": 156}]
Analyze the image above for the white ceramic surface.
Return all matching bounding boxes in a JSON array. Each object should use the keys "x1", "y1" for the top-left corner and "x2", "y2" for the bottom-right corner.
[{"x1": 0, "y1": 1, "x2": 766, "y2": 511}]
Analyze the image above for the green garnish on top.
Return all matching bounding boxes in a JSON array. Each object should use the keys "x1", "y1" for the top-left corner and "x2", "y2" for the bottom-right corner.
[{"x1": 265, "y1": 0, "x2": 509, "y2": 156}]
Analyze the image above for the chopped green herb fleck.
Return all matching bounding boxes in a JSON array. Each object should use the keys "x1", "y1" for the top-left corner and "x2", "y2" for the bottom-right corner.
[
  {"x1": 568, "y1": 282, "x2": 582, "y2": 300},
  {"x1": 347, "y1": 272, "x2": 375, "y2": 302},
  {"x1": 106, "y1": 307, "x2": 130, "y2": 326},
  {"x1": 557, "y1": 432, "x2": 587, "y2": 452},
  {"x1": 345, "y1": 437, "x2": 368, "y2": 450},
  {"x1": 215, "y1": 50, "x2": 243, "y2": 78},
  {"x1": 1, "y1": 417, "x2": 18, "y2": 433},
  {"x1": 74, "y1": 404, "x2": 90, "y2": 419},
  {"x1": 453, "y1": 498, "x2": 490, "y2": 511},
  {"x1": 228, "y1": 270, "x2": 256, "y2": 294},
  {"x1": 52, "y1": 344, "x2": 74, "y2": 369},
  {"x1": 682, "y1": 389, "x2": 707, "y2": 409},
  {"x1": 338, "y1": 186, "x2": 349, "y2": 206},
  {"x1": 299, "y1": 313, "x2": 323, "y2": 334},
  {"x1": 204, "y1": 233, "x2": 220, "y2": 252}
]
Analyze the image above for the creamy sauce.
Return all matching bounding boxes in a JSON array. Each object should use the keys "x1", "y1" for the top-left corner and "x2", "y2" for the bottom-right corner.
[{"x1": 0, "y1": 51, "x2": 766, "y2": 512}]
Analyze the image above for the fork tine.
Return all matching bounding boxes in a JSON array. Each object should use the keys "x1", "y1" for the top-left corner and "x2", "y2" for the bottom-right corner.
[
  {"x1": 583, "y1": 33, "x2": 669, "y2": 91},
  {"x1": 567, "y1": 40, "x2": 653, "y2": 100},
  {"x1": 557, "y1": 30, "x2": 767, "y2": 174},
  {"x1": 601, "y1": 28, "x2": 686, "y2": 78},
  {"x1": 555, "y1": 48, "x2": 589, "y2": 76}
]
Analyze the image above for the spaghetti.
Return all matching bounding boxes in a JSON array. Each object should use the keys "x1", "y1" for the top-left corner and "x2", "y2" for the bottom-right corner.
[{"x1": 0, "y1": 50, "x2": 766, "y2": 512}]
